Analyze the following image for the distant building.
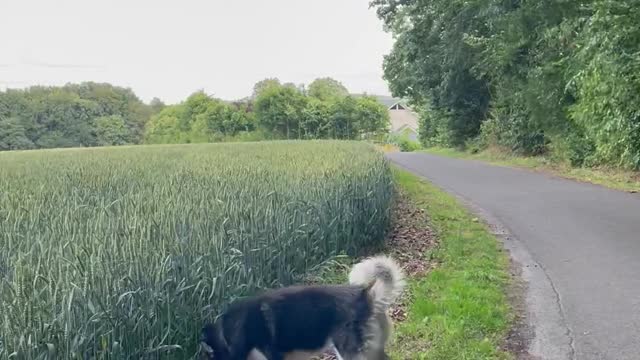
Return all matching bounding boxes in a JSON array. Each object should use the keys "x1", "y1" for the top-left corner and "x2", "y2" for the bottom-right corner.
[{"x1": 371, "y1": 95, "x2": 419, "y2": 141}]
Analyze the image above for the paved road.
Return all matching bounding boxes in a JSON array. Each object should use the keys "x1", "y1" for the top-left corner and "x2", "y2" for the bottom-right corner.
[{"x1": 388, "y1": 152, "x2": 640, "y2": 360}]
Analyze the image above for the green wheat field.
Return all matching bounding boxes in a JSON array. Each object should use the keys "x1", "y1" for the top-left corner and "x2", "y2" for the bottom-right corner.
[{"x1": 0, "y1": 141, "x2": 393, "y2": 359}]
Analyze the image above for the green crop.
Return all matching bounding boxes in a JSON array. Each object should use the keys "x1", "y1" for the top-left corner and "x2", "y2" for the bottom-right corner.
[{"x1": 0, "y1": 141, "x2": 393, "y2": 359}]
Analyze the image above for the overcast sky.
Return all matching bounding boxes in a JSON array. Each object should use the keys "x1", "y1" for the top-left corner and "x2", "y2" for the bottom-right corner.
[{"x1": 0, "y1": 0, "x2": 393, "y2": 103}]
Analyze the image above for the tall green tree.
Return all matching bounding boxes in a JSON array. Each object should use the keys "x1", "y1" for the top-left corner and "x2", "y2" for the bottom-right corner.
[
  {"x1": 252, "y1": 78, "x2": 282, "y2": 98},
  {"x1": 254, "y1": 84, "x2": 307, "y2": 139},
  {"x1": 95, "y1": 115, "x2": 130, "y2": 146},
  {"x1": 0, "y1": 82, "x2": 153, "y2": 151},
  {"x1": 144, "y1": 95, "x2": 256, "y2": 144},
  {"x1": 149, "y1": 97, "x2": 166, "y2": 115},
  {"x1": 372, "y1": 0, "x2": 491, "y2": 146},
  {"x1": 301, "y1": 98, "x2": 332, "y2": 139},
  {"x1": 307, "y1": 78, "x2": 349, "y2": 101},
  {"x1": 0, "y1": 117, "x2": 34, "y2": 150},
  {"x1": 353, "y1": 95, "x2": 390, "y2": 137},
  {"x1": 144, "y1": 105, "x2": 185, "y2": 144}
]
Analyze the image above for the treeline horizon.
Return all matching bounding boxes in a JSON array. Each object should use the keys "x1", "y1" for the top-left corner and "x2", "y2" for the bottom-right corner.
[{"x1": 0, "y1": 78, "x2": 390, "y2": 151}]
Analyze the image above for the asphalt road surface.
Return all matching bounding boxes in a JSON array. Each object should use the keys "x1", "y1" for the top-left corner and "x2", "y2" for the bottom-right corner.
[{"x1": 388, "y1": 152, "x2": 640, "y2": 360}]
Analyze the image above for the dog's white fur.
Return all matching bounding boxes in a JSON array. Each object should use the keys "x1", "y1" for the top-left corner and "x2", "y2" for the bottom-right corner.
[
  {"x1": 349, "y1": 256, "x2": 405, "y2": 359},
  {"x1": 349, "y1": 255, "x2": 405, "y2": 310}
]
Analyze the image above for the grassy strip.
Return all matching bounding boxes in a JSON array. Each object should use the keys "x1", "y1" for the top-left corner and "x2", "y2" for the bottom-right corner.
[
  {"x1": 424, "y1": 147, "x2": 640, "y2": 193},
  {"x1": 390, "y1": 169, "x2": 512, "y2": 359},
  {"x1": 307, "y1": 169, "x2": 514, "y2": 359}
]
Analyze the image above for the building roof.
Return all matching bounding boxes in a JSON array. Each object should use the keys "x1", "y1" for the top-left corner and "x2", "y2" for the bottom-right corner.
[
  {"x1": 375, "y1": 95, "x2": 404, "y2": 108},
  {"x1": 351, "y1": 94, "x2": 406, "y2": 109},
  {"x1": 350, "y1": 93, "x2": 418, "y2": 133},
  {"x1": 389, "y1": 108, "x2": 419, "y2": 133}
]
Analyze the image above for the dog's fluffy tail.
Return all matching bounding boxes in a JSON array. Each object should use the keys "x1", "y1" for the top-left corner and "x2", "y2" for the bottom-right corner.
[{"x1": 349, "y1": 256, "x2": 405, "y2": 311}]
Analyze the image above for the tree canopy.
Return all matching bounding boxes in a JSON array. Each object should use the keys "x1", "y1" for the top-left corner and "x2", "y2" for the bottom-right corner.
[
  {"x1": 0, "y1": 83, "x2": 152, "y2": 150},
  {"x1": 1, "y1": 77, "x2": 390, "y2": 150},
  {"x1": 253, "y1": 81, "x2": 389, "y2": 140},
  {"x1": 308, "y1": 77, "x2": 349, "y2": 102},
  {"x1": 145, "y1": 78, "x2": 389, "y2": 143},
  {"x1": 371, "y1": 0, "x2": 640, "y2": 169},
  {"x1": 145, "y1": 91, "x2": 255, "y2": 144}
]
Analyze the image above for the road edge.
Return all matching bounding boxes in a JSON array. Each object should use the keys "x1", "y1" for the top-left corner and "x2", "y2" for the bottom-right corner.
[{"x1": 389, "y1": 159, "x2": 575, "y2": 360}]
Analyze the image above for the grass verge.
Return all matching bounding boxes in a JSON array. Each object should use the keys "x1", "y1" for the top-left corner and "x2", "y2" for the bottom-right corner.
[
  {"x1": 424, "y1": 147, "x2": 640, "y2": 193},
  {"x1": 390, "y1": 169, "x2": 512, "y2": 359},
  {"x1": 306, "y1": 168, "x2": 514, "y2": 359}
]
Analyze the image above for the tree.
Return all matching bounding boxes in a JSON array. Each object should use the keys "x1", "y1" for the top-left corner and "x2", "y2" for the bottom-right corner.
[
  {"x1": 308, "y1": 77, "x2": 349, "y2": 102},
  {"x1": 144, "y1": 96, "x2": 257, "y2": 144},
  {"x1": 254, "y1": 84, "x2": 307, "y2": 139},
  {"x1": 353, "y1": 95, "x2": 389, "y2": 137},
  {"x1": 144, "y1": 105, "x2": 184, "y2": 144},
  {"x1": 149, "y1": 97, "x2": 166, "y2": 115},
  {"x1": 0, "y1": 117, "x2": 34, "y2": 150},
  {"x1": 301, "y1": 99, "x2": 332, "y2": 139},
  {"x1": 33, "y1": 90, "x2": 101, "y2": 148},
  {"x1": 372, "y1": 0, "x2": 491, "y2": 146},
  {"x1": 329, "y1": 96, "x2": 361, "y2": 139},
  {"x1": 95, "y1": 115, "x2": 130, "y2": 146},
  {"x1": 181, "y1": 91, "x2": 213, "y2": 131},
  {"x1": 0, "y1": 82, "x2": 154, "y2": 151},
  {"x1": 252, "y1": 78, "x2": 281, "y2": 99},
  {"x1": 63, "y1": 82, "x2": 152, "y2": 143}
]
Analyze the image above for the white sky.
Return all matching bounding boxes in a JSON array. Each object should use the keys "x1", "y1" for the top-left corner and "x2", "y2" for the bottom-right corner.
[{"x1": 0, "y1": 0, "x2": 393, "y2": 104}]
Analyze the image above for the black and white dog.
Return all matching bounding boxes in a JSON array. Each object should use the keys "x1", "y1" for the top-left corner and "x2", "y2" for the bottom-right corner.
[{"x1": 201, "y1": 256, "x2": 405, "y2": 360}]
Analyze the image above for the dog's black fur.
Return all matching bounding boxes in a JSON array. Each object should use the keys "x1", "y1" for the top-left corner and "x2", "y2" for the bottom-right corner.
[
  {"x1": 202, "y1": 285, "x2": 373, "y2": 360},
  {"x1": 201, "y1": 256, "x2": 405, "y2": 360}
]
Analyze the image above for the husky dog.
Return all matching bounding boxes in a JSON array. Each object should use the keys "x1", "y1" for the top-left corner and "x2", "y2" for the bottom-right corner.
[{"x1": 201, "y1": 256, "x2": 405, "y2": 360}]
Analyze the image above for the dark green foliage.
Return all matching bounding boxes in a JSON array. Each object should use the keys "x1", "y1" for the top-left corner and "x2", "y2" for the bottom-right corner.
[
  {"x1": 569, "y1": 0, "x2": 640, "y2": 169},
  {"x1": 95, "y1": 115, "x2": 131, "y2": 146},
  {"x1": 3, "y1": 77, "x2": 389, "y2": 149},
  {"x1": 145, "y1": 93, "x2": 256, "y2": 144},
  {"x1": 0, "y1": 83, "x2": 153, "y2": 150},
  {"x1": 250, "y1": 82, "x2": 389, "y2": 141},
  {"x1": 301, "y1": 98, "x2": 332, "y2": 139},
  {"x1": 0, "y1": 117, "x2": 34, "y2": 150},
  {"x1": 372, "y1": 0, "x2": 640, "y2": 169},
  {"x1": 145, "y1": 78, "x2": 389, "y2": 144},
  {"x1": 374, "y1": 0, "x2": 492, "y2": 146},
  {"x1": 254, "y1": 84, "x2": 308, "y2": 139}
]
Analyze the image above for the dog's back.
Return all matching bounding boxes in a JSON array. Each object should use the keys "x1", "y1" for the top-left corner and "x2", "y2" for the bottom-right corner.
[
  {"x1": 203, "y1": 285, "x2": 374, "y2": 359},
  {"x1": 260, "y1": 285, "x2": 373, "y2": 354}
]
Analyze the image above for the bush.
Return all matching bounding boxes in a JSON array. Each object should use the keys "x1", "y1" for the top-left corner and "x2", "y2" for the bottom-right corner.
[{"x1": 387, "y1": 133, "x2": 421, "y2": 152}]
